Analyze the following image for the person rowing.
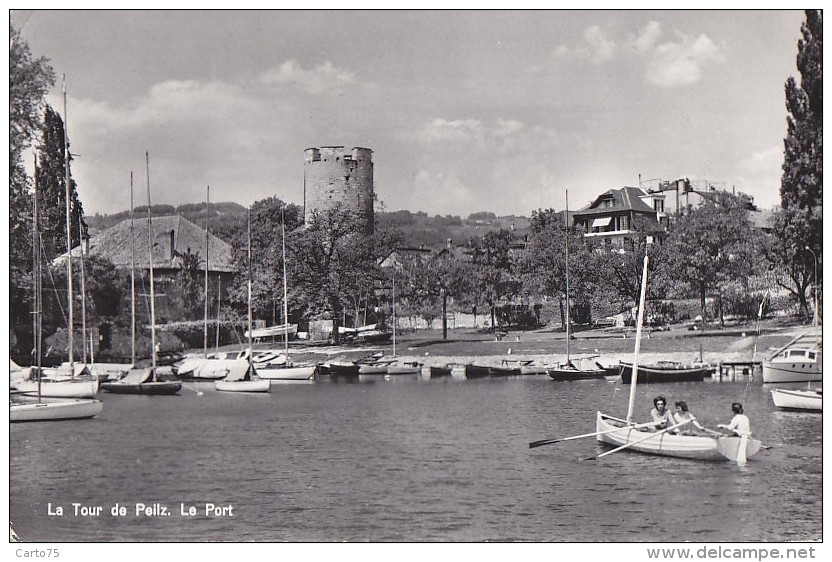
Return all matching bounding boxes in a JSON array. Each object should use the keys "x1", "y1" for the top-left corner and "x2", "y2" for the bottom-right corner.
[
  {"x1": 717, "y1": 402, "x2": 752, "y2": 437},
  {"x1": 671, "y1": 401, "x2": 708, "y2": 435}
]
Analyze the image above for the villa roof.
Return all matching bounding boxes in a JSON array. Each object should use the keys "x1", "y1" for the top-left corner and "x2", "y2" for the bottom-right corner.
[
  {"x1": 574, "y1": 186, "x2": 657, "y2": 217},
  {"x1": 56, "y1": 214, "x2": 236, "y2": 273}
]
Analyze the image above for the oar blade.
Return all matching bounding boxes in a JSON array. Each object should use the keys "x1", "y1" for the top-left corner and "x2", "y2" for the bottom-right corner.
[{"x1": 529, "y1": 439, "x2": 560, "y2": 449}]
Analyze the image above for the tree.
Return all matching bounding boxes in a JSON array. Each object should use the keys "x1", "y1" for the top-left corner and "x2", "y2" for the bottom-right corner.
[
  {"x1": 9, "y1": 21, "x2": 55, "y2": 361},
  {"x1": 520, "y1": 209, "x2": 596, "y2": 328},
  {"x1": 36, "y1": 105, "x2": 87, "y2": 259},
  {"x1": 288, "y1": 203, "x2": 395, "y2": 341},
  {"x1": 399, "y1": 248, "x2": 468, "y2": 339},
  {"x1": 170, "y1": 248, "x2": 204, "y2": 321},
  {"x1": 664, "y1": 193, "x2": 760, "y2": 326},
  {"x1": 773, "y1": 10, "x2": 822, "y2": 320},
  {"x1": 227, "y1": 197, "x2": 304, "y2": 324},
  {"x1": 602, "y1": 215, "x2": 670, "y2": 313},
  {"x1": 469, "y1": 229, "x2": 519, "y2": 330}
]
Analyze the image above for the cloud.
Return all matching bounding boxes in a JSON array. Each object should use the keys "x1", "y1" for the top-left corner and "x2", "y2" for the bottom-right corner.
[
  {"x1": 584, "y1": 25, "x2": 616, "y2": 63},
  {"x1": 259, "y1": 59, "x2": 358, "y2": 95},
  {"x1": 645, "y1": 32, "x2": 724, "y2": 87},
  {"x1": 406, "y1": 117, "x2": 568, "y2": 215},
  {"x1": 630, "y1": 20, "x2": 662, "y2": 54},
  {"x1": 416, "y1": 118, "x2": 486, "y2": 144},
  {"x1": 550, "y1": 44, "x2": 570, "y2": 60},
  {"x1": 551, "y1": 21, "x2": 724, "y2": 87},
  {"x1": 493, "y1": 119, "x2": 525, "y2": 137}
]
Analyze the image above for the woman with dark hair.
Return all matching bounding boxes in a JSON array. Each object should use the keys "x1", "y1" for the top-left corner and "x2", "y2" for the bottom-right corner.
[
  {"x1": 650, "y1": 396, "x2": 671, "y2": 430},
  {"x1": 671, "y1": 400, "x2": 707, "y2": 435},
  {"x1": 718, "y1": 402, "x2": 753, "y2": 467},
  {"x1": 718, "y1": 402, "x2": 752, "y2": 437}
]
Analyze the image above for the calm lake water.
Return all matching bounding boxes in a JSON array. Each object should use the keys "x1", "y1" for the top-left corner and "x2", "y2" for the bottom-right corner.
[{"x1": 9, "y1": 375, "x2": 822, "y2": 543}]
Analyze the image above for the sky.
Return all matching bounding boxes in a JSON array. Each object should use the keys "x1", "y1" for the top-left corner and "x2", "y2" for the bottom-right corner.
[{"x1": 13, "y1": 9, "x2": 806, "y2": 217}]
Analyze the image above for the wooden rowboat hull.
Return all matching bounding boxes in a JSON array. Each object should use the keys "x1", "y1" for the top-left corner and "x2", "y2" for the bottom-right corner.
[
  {"x1": 595, "y1": 412, "x2": 761, "y2": 461},
  {"x1": 619, "y1": 362, "x2": 713, "y2": 383}
]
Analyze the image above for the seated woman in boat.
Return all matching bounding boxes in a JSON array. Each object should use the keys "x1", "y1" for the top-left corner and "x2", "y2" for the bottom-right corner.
[
  {"x1": 650, "y1": 396, "x2": 671, "y2": 430},
  {"x1": 717, "y1": 402, "x2": 752, "y2": 437},
  {"x1": 671, "y1": 401, "x2": 708, "y2": 435}
]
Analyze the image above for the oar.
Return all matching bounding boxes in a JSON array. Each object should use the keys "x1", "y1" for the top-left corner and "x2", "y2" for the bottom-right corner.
[
  {"x1": 583, "y1": 419, "x2": 691, "y2": 461},
  {"x1": 529, "y1": 421, "x2": 657, "y2": 449}
]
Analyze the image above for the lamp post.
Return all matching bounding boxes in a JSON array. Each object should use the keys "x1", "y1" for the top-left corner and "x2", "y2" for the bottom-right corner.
[{"x1": 804, "y1": 246, "x2": 819, "y2": 327}]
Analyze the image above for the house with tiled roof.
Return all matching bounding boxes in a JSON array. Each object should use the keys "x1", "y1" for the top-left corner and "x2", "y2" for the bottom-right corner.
[
  {"x1": 58, "y1": 215, "x2": 236, "y2": 275},
  {"x1": 571, "y1": 186, "x2": 666, "y2": 246}
]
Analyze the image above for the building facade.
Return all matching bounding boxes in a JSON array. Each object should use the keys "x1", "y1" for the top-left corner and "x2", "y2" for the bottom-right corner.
[
  {"x1": 304, "y1": 146, "x2": 374, "y2": 233},
  {"x1": 572, "y1": 186, "x2": 665, "y2": 246}
]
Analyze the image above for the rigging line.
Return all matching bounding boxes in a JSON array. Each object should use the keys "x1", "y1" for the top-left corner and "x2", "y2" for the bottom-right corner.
[
  {"x1": 741, "y1": 291, "x2": 769, "y2": 402},
  {"x1": 40, "y1": 235, "x2": 68, "y2": 327}
]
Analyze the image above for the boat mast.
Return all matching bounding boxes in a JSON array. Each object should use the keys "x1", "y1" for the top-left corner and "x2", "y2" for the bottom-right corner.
[
  {"x1": 62, "y1": 76, "x2": 74, "y2": 372},
  {"x1": 247, "y1": 209, "x2": 253, "y2": 372},
  {"x1": 130, "y1": 172, "x2": 136, "y2": 367},
  {"x1": 145, "y1": 152, "x2": 157, "y2": 373},
  {"x1": 565, "y1": 189, "x2": 570, "y2": 365},
  {"x1": 282, "y1": 208, "x2": 289, "y2": 358},
  {"x1": 33, "y1": 155, "x2": 42, "y2": 401},
  {"x1": 204, "y1": 185, "x2": 210, "y2": 358},
  {"x1": 392, "y1": 272, "x2": 397, "y2": 357},
  {"x1": 215, "y1": 277, "x2": 221, "y2": 352},
  {"x1": 626, "y1": 255, "x2": 650, "y2": 423},
  {"x1": 78, "y1": 214, "x2": 87, "y2": 364}
]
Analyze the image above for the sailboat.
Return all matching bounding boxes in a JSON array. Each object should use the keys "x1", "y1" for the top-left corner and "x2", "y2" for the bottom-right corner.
[
  {"x1": 84, "y1": 179, "x2": 136, "y2": 382},
  {"x1": 11, "y1": 153, "x2": 103, "y2": 422},
  {"x1": 257, "y1": 210, "x2": 315, "y2": 383},
  {"x1": 215, "y1": 210, "x2": 270, "y2": 393},
  {"x1": 176, "y1": 186, "x2": 250, "y2": 382},
  {"x1": 548, "y1": 190, "x2": 611, "y2": 381},
  {"x1": 594, "y1": 256, "x2": 762, "y2": 464},
  {"x1": 15, "y1": 83, "x2": 98, "y2": 399},
  {"x1": 100, "y1": 153, "x2": 181, "y2": 395}
]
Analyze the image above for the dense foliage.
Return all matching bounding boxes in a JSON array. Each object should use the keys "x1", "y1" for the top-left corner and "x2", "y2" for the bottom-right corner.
[{"x1": 767, "y1": 10, "x2": 823, "y2": 320}]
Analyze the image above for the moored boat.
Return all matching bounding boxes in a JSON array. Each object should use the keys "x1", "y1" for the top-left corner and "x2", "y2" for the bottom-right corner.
[
  {"x1": 14, "y1": 377, "x2": 99, "y2": 398},
  {"x1": 386, "y1": 362, "x2": 421, "y2": 376},
  {"x1": 464, "y1": 364, "x2": 491, "y2": 379},
  {"x1": 429, "y1": 365, "x2": 452, "y2": 378},
  {"x1": 762, "y1": 335, "x2": 822, "y2": 384},
  {"x1": 257, "y1": 363, "x2": 316, "y2": 381},
  {"x1": 11, "y1": 396, "x2": 103, "y2": 422},
  {"x1": 100, "y1": 368, "x2": 181, "y2": 395},
  {"x1": 619, "y1": 361, "x2": 713, "y2": 383},
  {"x1": 547, "y1": 357, "x2": 610, "y2": 381},
  {"x1": 489, "y1": 363, "x2": 522, "y2": 377},
  {"x1": 770, "y1": 388, "x2": 822, "y2": 411}
]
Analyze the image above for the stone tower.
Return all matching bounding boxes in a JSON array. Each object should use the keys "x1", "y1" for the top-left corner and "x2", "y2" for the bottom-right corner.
[{"x1": 303, "y1": 146, "x2": 374, "y2": 233}]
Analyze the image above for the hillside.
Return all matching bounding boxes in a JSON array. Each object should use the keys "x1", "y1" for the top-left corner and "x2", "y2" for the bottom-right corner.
[{"x1": 87, "y1": 204, "x2": 531, "y2": 247}]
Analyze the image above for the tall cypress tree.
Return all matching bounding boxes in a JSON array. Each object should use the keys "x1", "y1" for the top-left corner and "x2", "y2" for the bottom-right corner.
[
  {"x1": 779, "y1": 10, "x2": 822, "y2": 273},
  {"x1": 36, "y1": 104, "x2": 87, "y2": 260}
]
